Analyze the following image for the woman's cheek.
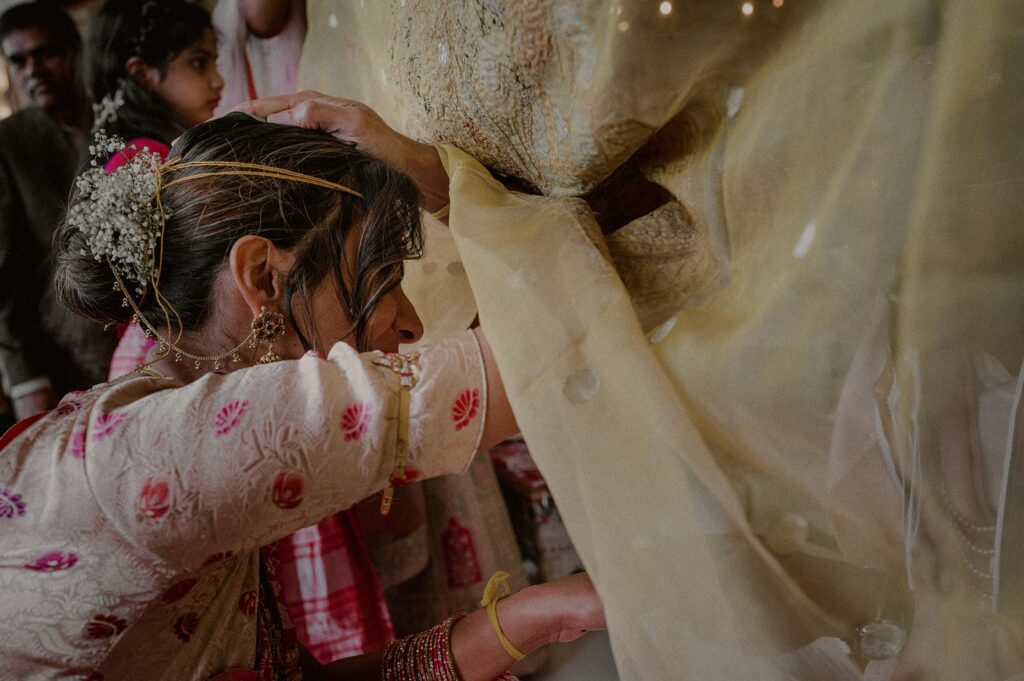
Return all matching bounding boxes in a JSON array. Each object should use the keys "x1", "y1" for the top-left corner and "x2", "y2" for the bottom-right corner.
[{"x1": 367, "y1": 295, "x2": 399, "y2": 351}]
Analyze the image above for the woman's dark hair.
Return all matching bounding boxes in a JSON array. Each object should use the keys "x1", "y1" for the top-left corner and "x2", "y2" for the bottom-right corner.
[
  {"x1": 0, "y1": 1, "x2": 81, "y2": 50},
  {"x1": 56, "y1": 116, "x2": 424, "y2": 352},
  {"x1": 87, "y1": 0, "x2": 212, "y2": 143}
]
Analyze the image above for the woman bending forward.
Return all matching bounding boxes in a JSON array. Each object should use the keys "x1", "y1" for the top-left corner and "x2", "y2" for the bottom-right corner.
[{"x1": 0, "y1": 107, "x2": 603, "y2": 679}]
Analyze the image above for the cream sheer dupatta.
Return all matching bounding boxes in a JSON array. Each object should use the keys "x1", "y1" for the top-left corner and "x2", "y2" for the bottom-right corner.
[{"x1": 301, "y1": 0, "x2": 1024, "y2": 677}]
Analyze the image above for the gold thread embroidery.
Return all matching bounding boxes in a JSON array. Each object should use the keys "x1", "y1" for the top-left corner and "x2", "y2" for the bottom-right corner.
[{"x1": 372, "y1": 352, "x2": 420, "y2": 514}]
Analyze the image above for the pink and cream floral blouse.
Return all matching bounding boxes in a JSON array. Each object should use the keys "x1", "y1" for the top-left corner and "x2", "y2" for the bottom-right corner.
[{"x1": 0, "y1": 331, "x2": 486, "y2": 680}]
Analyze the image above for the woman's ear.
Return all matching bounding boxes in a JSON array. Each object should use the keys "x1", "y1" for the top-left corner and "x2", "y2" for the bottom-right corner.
[
  {"x1": 124, "y1": 56, "x2": 153, "y2": 89},
  {"x1": 228, "y1": 236, "x2": 294, "y2": 317}
]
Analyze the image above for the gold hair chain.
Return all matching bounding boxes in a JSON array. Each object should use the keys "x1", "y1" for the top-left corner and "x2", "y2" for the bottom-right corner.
[{"x1": 112, "y1": 267, "x2": 285, "y2": 371}]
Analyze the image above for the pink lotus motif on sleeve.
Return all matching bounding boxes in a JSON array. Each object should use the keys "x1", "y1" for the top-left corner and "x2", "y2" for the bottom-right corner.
[
  {"x1": 173, "y1": 612, "x2": 199, "y2": 642},
  {"x1": 340, "y1": 402, "x2": 371, "y2": 441},
  {"x1": 201, "y1": 550, "x2": 234, "y2": 568},
  {"x1": 24, "y1": 550, "x2": 78, "y2": 571},
  {"x1": 91, "y1": 412, "x2": 126, "y2": 441},
  {"x1": 54, "y1": 399, "x2": 81, "y2": 417},
  {"x1": 0, "y1": 489, "x2": 25, "y2": 518},
  {"x1": 271, "y1": 470, "x2": 304, "y2": 510},
  {"x1": 238, "y1": 590, "x2": 257, "y2": 617},
  {"x1": 452, "y1": 388, "x2": 480, "y2": 431},
  {"x1": 388, "y1": 465, "x2": 422, "y2": 487},
  {"x1": 137, "y1": 477, "x2": 171, "y2": 520},
  {"x1": 84, "y1": 613, "x2": 127, "y2": 639},
  {"x1": 68, "y1": 430, "x2": 86, "y2": 459},
  {"x1": 213, "y1": 400, "x2": 249, "y2": 438},
  {"x1": 161, "y1": 577, "x2": 199, "y2": 603}
]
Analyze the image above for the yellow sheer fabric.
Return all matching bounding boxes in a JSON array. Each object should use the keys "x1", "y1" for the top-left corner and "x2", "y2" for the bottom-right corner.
[{"x1": 301, "y1": 0, "x2": 1024, "y2": 678}]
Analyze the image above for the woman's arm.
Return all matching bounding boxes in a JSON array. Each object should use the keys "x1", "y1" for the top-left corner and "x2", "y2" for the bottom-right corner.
[
  {"x1": 303, "y1": 573, "x2": 605, "y2": 681},
  {"x1": 85, "y1": 330, "x2": 515, "y2": 571},
  {"x1": 475, "y1": 327, "x2": 516, "y2": 452}
]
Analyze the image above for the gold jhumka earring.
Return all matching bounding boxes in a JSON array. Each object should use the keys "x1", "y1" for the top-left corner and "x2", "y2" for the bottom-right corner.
[{"x1": 251, "y1": 306, "x2": 286, "y2": 364}]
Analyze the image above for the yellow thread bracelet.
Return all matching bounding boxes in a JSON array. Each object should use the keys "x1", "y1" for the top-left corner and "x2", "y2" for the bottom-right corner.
[{"x1": 480, "y1": 571, "x2": 525, "y2": 662}]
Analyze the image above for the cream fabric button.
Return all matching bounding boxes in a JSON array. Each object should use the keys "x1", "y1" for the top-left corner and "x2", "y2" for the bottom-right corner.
[
  {"x1": 857, "y1": 619, "x2": 906, "y2": 660},
  {"x1": 763, "y1": 512, "x2": 810, "y2": 555}
]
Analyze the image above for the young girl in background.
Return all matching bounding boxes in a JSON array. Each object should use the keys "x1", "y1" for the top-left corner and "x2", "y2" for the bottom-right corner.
[
  {"x1": 89, "y1": 0, "x2": 223, "y2": 157},
  {"x1": 88, "y1": 0, "x2": 223, "y2": 378}
]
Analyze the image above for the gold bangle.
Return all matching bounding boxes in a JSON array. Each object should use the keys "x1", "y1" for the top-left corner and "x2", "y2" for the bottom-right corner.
[{"x1": 480, "y1": 571, "x2": 525, "y2": 661}]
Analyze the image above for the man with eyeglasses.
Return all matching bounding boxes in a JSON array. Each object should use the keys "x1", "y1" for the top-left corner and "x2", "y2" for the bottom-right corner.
[{"x1": 0, "y1": 1, "x2": 114, "y2": 421}]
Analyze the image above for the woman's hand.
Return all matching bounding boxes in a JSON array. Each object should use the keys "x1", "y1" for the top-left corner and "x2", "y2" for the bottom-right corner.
[
  {"x1": 234, "y1": 92, "x2": 450, "y2": 212},
  {"x1": 447, "y1": 571, "x2": 606, "y2": 681},
  {"x1": 305, "y1": 572, "x2": 606, "y2": 681}
]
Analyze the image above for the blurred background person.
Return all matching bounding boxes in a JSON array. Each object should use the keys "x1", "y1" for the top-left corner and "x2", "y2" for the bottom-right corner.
[
  {"x1": 0, "y1": 0, "x2": 114, "y2": 419},
  {"x1": 212, "y1": 0, "x2": 305, "y2": 114}
]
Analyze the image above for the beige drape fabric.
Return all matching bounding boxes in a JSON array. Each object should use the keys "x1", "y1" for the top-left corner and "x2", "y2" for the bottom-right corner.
[{"x1": 301, "y1": 0, "x2": 1024, "y2": 678}]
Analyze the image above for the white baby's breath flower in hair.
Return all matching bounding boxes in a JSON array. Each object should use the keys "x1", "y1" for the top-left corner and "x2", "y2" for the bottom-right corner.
[
  {"x1": 67, "y1": 131, "x2": 168, "y2": 296},
  {"x1": 91, "y1": 88, "x2": 125, "y2": 132}
]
